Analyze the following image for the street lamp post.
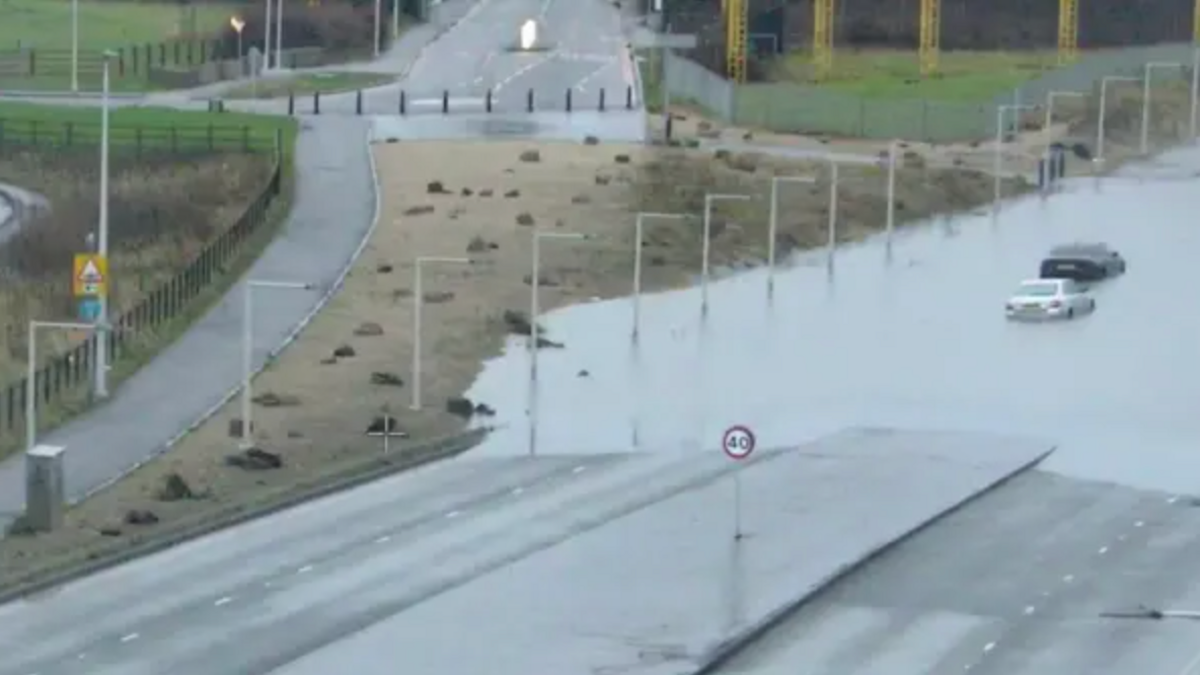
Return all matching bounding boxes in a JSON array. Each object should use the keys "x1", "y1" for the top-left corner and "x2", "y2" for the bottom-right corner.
[
  {"x1": 27, "y1": 321, "x2": 98, "y2": 450},
  {"x1": 767, "y1": 176, "x2": 815, "y2": 301},
  {"x1": 374, "y1": 0, "x2": 383, "y2": 57},
  {"x1": 1096, "y1": 75, "x2": 1140, "y2": 164},
  {"x1": 240, "y1": 279, "x2": 313, "y2": 449},
  {"x1": 993, "y1": 103, "x2": 1038, "y2": 206},
  {"x1": 274, "y1": 0, "x2": 284, "y2": 71},
  {"x1": 410, "y1": 256, "x2": 470, "y2": 411},
  {"x1": 264, "y1": 0, "x2": 273, "y2": 70},
  {"x1": 71, "y1": 0, "x2": 79, "y2": 93},
  {"x1": 1141, "y1": 61, "x2": 1184, "y2": 154},
  {"x1": 826, "y1": 162, "x2": 839, "y2": 259},
  {"x1": 528, "y1": 228, "x2": 587, "y2": 457},
  {"x1": 701, "y1": 193, "x2": 751, "y2": 319},
  {"x1": 230, "y1": 16, "x2": 246, "y2": 77},
  {"x1": 885, "y1": 140, "x2": 898, "y2": 253},
  {"x1": 393, "y1": 0, "x2": 401, "y2": 42},
  {"x1": 632, "y1": 212, "x2": 687, "y2": 344},
  {"x1": 1190, "y1": 46, "x2": 1199, "y2": 142},
  {"x1": 93, "y1": 50, "x2": 117, "y2": 399}
]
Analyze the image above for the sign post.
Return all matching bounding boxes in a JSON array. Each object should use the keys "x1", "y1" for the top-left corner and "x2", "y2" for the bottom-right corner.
[
  {"x1": 72, "y1": 253, "x2": 108, "y2": 352},
  {"x1": 722, "y1": 424, "x2": 756, "y2": 541}
]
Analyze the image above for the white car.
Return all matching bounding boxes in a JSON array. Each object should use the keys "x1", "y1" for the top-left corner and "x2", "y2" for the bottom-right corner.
[{"x1": 1005, "y1": 278, "x2": 1095, "y2": 321}]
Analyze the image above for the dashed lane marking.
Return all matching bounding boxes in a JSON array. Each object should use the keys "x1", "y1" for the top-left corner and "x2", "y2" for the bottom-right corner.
[
  {"x1": 120, "y1": 633, "x2": 139, "y2": 643},
  {"x1": 214, "y1": 596, "x2": 233, "y2": 607}
]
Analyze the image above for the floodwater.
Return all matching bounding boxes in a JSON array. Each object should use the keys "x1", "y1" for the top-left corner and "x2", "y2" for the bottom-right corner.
[{"x1": 466, "y1": 145, "x2": 1200, "y2": 494}]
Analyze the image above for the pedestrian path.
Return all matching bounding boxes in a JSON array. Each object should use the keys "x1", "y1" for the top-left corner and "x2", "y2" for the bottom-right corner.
[{"x1": 0, "y1": 7, "x2": 483, "y2": 530}]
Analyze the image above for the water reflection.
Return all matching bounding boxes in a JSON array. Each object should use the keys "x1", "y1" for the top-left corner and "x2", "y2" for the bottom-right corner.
[{"x1": 466, "y1": 145, "x2": 1200, "y2": 493}]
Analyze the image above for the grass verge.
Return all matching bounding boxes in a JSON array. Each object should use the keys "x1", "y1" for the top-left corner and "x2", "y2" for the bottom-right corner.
[
  {"x1": 0, "y1": 0, "x2": 234, "y2": 51},
  {"x1": 768, "y1": 49, "x2": 1057, "y2": 101},
  {"x1": 222, "y1": 71, "x2": 397, "y2": 100},
  {"x1": 0, "y1": 102, "x2": 298, "y2": 459}
]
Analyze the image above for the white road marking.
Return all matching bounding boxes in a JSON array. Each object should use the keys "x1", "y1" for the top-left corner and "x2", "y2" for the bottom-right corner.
[
  {"x1": 1135, "y1": 520, "x2": 1145, "y2": 527},
  {"x1": 446, "y1": 510, "x2": 460, "y2": 518},
  {"x1": 1023, "y1": 605, "x2": 1035, "y2": 615},
  {"x1": 77, "y1": 653, "x2": 86, "y2": 660},
  {"x1": 1177, "y1": 645, "x2": 1200, "y2": 675},
  {"x1": 298, "y1": 565, "x2": 314, "y2": 574},
  {"x1": 573, "y1": 61, "x2": 616, "y2": 93},
  {"x1": 512, "y1": 487, "x2": 524, "y2": 495},
  {"x1": 1169, "y1": 495, "x2": 1179, "y2": 504},
  {"x1": 494, "y1": 54, "x2": 554, "y2": 93},
  {"x1": 983, "y1": 641, "x2": 996, "y2": 653},
  {"x1": 1098, "y1": 546, "x2": 1108, "y2": 554},
  {"x1": 120, "y1": 633, "x2": 139, "y2": 643},
  {"x1": 573, "y1": 465, "x2": 586, "y2": 474},
  {"x1": 375, "y1": 535, "x2": 391, "y2": 543},
  {"x1": 1063, "y1": 574, "x2": 1074, "y2": 583},
  {"x1": 214, "y1": 596, "x2": 233, "y2": 606}
]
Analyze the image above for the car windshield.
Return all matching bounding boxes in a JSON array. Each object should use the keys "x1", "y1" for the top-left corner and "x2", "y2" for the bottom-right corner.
[{"x1": 1018, "y1": 282, "x2": 1059, "y2": 297}]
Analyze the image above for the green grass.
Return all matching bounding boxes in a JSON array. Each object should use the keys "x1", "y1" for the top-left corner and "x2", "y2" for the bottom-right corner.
[
  {"x1": 0, "y1": 102, "x2": 297, "y2": 154},
  {"x1": 223, "y1": 71, "x2": 396, "y2": 100},
  {"x1": 769, "y1": 49, "x2": 1058, "y2": 101},
  {"x1": 0, "y1": 0, "x2": 236, "y2": 51}
]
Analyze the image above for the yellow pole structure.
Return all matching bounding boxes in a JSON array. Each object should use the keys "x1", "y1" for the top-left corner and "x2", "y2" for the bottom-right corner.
[
  {"x1": 725, "y1": 0, "x2": 748, "y2": 83},
  {"x1": 813, "y1": 0, "x2": 834, "y2": 80},
  {"x1": 1058, "y1": 0, "x2": 1079, "y2": 65},
  {"x1": 919, "y1": 0, "x2": 941, "y2": 76}
]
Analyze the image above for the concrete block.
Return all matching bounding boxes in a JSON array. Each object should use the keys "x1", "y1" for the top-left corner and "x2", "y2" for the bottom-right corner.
[{"x1": 24, "y1": 444, "x2": 65, "y2": 532}]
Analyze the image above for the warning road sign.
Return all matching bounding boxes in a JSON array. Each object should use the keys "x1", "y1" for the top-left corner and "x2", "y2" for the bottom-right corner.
[
  {"x1": 722, "y1": 425, "x2": 756, "y2": 460},
  {"x1": 72, "y1": 254, "x2": 108, "y2": 298}
]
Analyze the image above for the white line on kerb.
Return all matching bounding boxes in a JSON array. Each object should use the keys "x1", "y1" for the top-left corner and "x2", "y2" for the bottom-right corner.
[
  {"x1": 214, "y1": 596, "x2": 233, "y2": 606},
  {"x1": 120, "y1": 633, "x2": 139, "y2": 643}
]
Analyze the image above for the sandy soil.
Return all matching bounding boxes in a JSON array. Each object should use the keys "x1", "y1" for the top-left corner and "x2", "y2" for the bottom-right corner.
[{"x1": 0, "y1": 136, "x2": 1056, "y2": 577}]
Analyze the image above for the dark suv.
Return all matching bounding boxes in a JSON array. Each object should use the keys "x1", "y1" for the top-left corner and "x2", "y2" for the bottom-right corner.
[{"x1": 1039, "y1": 242, "x2": 1127, "y2": 282}]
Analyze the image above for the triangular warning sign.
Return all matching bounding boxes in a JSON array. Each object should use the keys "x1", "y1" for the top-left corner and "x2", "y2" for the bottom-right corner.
[{"x1": 78, "y1": 260, "x2": 102, "y2": 282}]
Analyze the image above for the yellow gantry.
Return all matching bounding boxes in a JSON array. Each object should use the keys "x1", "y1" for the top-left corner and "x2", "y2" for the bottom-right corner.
[
  {"x1": 724, "y1": 0, "x2": 749, "y2": 83},
  {"x1": 919, "y1": 0, "x2": 940, "y2": 76},
  {"x1": 812, "y1": 0, "x2": 834, "y2": 80},
  {"x1": 1058, "y1": 0, "x2": 1079, "y2": 65}
]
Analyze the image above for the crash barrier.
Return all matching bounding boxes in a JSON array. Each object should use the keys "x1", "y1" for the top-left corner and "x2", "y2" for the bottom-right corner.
[
  {"x1": 210, "y1": 86, "x2": 639, "y2": 117},
  {"x1": 0, "y1": 126, "x2": 287, "y2": 443},
  {"x1": 1037, "y1": 144, "x2": 1069, "y2": 190}
]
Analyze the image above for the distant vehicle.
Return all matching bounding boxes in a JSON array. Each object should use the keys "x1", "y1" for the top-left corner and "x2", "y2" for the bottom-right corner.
[
  {"x1": 1006, "y1": 278, "x2": 1096, "y2": 321},
  {"x1": 1039, "y1": 242, "x2": 1126, "y2": 282}
]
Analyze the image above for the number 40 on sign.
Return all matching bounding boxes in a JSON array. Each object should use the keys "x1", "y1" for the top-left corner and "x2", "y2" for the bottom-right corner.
[{"x1": 722, "y1": 425, "x2": 756, "y2": 460}]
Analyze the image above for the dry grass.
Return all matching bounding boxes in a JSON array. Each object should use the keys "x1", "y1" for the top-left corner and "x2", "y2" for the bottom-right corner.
[
  {"x1": 0, "y1": 151, "x2": 273, "y2": 385},
  {"x1": 0, "y1": 138, "x2": 1023, "y2": 574}
]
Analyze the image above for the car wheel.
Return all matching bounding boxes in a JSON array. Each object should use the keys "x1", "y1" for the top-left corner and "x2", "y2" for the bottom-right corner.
[{"x1": 1067, "y1": 308, "x2": 1075, "y2": 319}]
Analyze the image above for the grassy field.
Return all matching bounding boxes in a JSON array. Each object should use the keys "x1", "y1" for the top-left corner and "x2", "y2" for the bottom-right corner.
[
  {"x1": 223, "y1": 71, "x2": 396, "y2": 99},
  {"x1": 0, "y1": 0, "x2": 235, "y2": 51},
  {"x1": 0, "y1": 100, "x2": 297, "y2": 458},
  {"x1": 769, "y1": 49, "x2": 1057, "y2": 101},
  {"x1": 0, "y1": 102, "x2": 297, "y2": 153}
]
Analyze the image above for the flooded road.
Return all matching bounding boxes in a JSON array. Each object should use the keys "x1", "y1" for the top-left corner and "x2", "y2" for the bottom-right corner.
[{"x1": 467, "y1": 145, "x2": 1200, "y2": 494}]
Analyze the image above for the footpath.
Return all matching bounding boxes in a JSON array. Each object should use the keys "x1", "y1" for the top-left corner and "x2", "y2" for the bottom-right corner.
[{"x1": 0, "y1": 1, "x2": 480, "y2": 529}]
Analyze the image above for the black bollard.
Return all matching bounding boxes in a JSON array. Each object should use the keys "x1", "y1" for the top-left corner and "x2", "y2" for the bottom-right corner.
[
  {"x1": 486, "y1": 89, "x2": 493, "y2": 113},
  {"x1": 355, "y1": 89, "x2": 363, "y2": 115},
  {"x1": 625, "y1": 85, "x2": 633, "y2": 110},
  {"x1": 313, "y1": 91, "x2": 320, "y2": 115},
  {"x1": 565, "y1": 88, "x2": 572, "y2": 112},
  {"x1": 527, "y1": 88, "x2": 534, "y2": 112},
  {"x1": 665, "y1": 114, "x2": 673, "y2": 141},
  {"x1": 287, "y1": 92, "x2": 294, "y2": 116},
  {"x1": 442, "y1": 89, "x2": 449, "y2": 114},
  {"x1": 399, "y1": 90, "x2": 406, "y2": 115},
  {"x1": 598, "y1": 88, "x2": 605, "y2": 112}
]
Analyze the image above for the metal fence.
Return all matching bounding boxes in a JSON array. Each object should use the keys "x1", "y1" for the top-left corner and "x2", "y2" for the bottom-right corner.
[
  {"x1": 0, "y1": 118, "x2": 280, "y2": 155},
  {"x1": 0, "y1": 39, "x2": 227, "y2": 85},
  {"x1": 0, "y1": 124, "x2": 285, "y2": 443},
  {"x1": 664, "y1": 42, "x2": 1199, "y2": 141}
]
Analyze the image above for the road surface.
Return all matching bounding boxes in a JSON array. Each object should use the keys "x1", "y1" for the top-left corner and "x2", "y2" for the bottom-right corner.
[
  {"x1": 0, "y1": 430, "x2": 1050, "y2": 675},
  {"x1": 705, "y1": 470, "x2": 1200, "y2": 675}
]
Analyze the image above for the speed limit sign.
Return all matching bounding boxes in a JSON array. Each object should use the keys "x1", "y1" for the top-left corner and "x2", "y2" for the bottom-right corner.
[{"x1": 722, "y1": 425, "x2": 756, "y2": 460}]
